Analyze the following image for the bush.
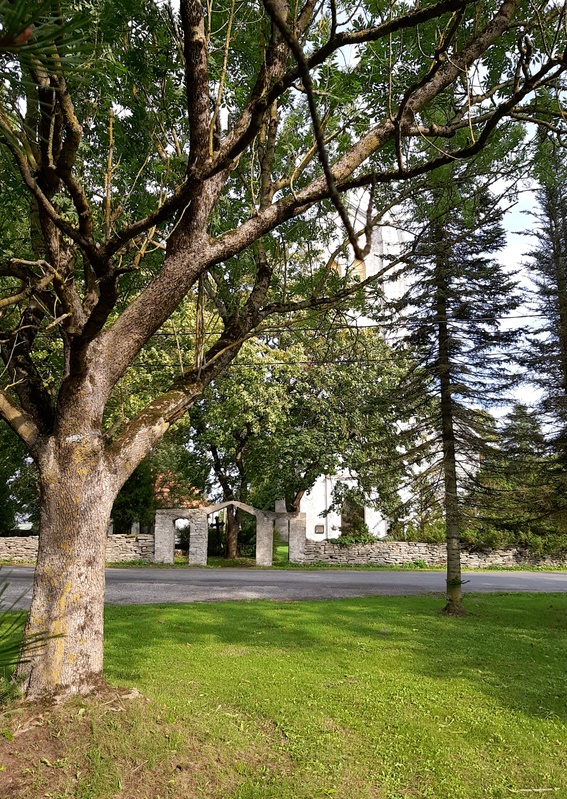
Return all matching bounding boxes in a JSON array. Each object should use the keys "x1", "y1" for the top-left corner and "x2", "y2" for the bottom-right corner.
[
  {"x1": 516, "y1": 531, "x2": 567, "y2": 556},
  {"x1": 388, "y1": 516, "x2": 567, "y2": 556},
  {"x1": 386, "y1": 519, "x2": 445, "y2": 544},
  {"x1": 329, "y1": 519, "x2": 376, "y2": 548},
  {"x1": 459, "y1": 524, "x2": 516, "y2": 551}
]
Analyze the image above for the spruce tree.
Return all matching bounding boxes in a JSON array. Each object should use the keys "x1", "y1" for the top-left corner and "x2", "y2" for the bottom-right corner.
[
  {"x1": 466, "y1": 404, "x2": 567, "y2": 549},
  {"x1": 390, "y1": 165, "x2": 519, "y2": 613},
  {"x1": 519, "y1": 143, "x2": 567, "y2": 534},
  {"x1": 525, "y1": 155, "x2": 567, "y2": 465}
]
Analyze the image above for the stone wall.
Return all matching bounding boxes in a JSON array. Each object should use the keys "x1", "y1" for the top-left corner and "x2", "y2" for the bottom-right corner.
[
  {"x1": 2, "y1": 532, "x2": 566, "y2": 568},
  {"x1": 0, "y1": 533, "x2": 154, "y2": 564},
  {"x1": 105, "y1": 533, "x2": 155, "y2": 562},
  {"x1": 299, "y1": 540, "x2": 567, "y2": 568},
  {"x1": 0, "y1": 536, "x2": 39, "y2": 563}
]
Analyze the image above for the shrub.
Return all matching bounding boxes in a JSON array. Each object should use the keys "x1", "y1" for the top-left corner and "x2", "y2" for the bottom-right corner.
[
  {"x1": 386, "y1": 519, "x2": 445, "y2": 544},
  {"x1": 329, "y1": 519, "x2": 376, "y2": 548}
]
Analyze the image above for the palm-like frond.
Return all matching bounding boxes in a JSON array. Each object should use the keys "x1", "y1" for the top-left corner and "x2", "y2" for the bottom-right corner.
[{"x1": 0, "y1": 569, "x2": 52, "y2": 671}]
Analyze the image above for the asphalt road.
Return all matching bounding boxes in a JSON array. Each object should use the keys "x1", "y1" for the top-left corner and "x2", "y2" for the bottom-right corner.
[{"x1": 2, "y1": 566, "x2": 567, "y2": 609}]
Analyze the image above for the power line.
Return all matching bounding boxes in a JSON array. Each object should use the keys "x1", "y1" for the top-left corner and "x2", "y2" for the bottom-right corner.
[{"x1": 147, "y1": 312, "x2": 547, "y2": 339}]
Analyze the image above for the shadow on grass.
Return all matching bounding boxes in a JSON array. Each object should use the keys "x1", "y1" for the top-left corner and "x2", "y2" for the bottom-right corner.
[{"x1": 104, "y1": 592, "x2": 567, "y2": 723}]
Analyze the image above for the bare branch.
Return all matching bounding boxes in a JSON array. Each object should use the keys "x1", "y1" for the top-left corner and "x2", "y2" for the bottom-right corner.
[{"x1": 264, "y1": 0, "x2": 365, "y2": 260}]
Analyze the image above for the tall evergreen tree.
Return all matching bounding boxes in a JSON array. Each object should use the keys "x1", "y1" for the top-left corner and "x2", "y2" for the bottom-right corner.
[
  {"x1": 466, "y1": 404, "x2": 567, "y2": 548},
  {"x1": 389, "y1": 166, "x2": 519, "y2": 613},
  {"x1": 515, "y1": 142, "x2": 567, "y2": 534},
  {"x1": 525, "y1": 149, "x2": 567, "y2": 466}
]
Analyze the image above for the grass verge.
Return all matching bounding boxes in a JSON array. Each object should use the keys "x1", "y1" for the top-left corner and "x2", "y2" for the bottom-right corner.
[
  {"x1": 1, "y1": 593, "x2": 566, "y2": 798},
  {"x1": 102, "y1": 558, "x2": 567, "y2": 572}
]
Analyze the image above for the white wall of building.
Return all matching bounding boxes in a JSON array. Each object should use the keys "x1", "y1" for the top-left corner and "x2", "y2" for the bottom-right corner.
[
  {"x1": 300, "y1": 474, "x2": 388, "y2": 541},
  {"x1": 298, "y1": 211, "x2": 407, "y2": 542}
]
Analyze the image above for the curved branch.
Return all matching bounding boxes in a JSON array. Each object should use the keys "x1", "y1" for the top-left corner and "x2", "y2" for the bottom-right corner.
[
  {"x1": 103, "y1": 179, "x2": 194, "y2": 259},
  {"x1": 0, "y1": 388, "x2": 42, "y2": 456},
  {"x1": 208, "y1": 0, "x2": 472, "y2": 175},
  {"x1": 0, "y1": 108, "x2": 86, "y2": 247},
  {"x1": 262, "y1": 0, "x2": 365, "y2": 260},
  {"x1": 53, "y1": 70, "x2": 94, "y2": 243}
]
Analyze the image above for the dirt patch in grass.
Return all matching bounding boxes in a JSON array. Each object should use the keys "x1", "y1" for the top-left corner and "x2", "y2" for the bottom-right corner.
[{"x1": 0, "y1": 687, "x2": 289, "y2": 799}]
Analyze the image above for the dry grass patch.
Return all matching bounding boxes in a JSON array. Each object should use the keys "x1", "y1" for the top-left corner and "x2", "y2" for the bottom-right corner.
[{"x1": 0, "y1": 687, "x2": 289, "y2": 799}]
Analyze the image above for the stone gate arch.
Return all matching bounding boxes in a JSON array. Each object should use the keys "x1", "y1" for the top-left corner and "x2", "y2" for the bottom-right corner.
[{"x1": 154, "y1": 501, "x2": 305, "y2": 566}]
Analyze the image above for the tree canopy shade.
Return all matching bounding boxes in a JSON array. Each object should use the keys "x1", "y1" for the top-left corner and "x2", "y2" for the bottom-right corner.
[{"x1": 0, "y1": 0, "x2": 566, "y2": 698}]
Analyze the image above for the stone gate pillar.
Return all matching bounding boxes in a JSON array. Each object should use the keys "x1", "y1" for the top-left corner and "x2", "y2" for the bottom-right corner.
[
  {"x1": 154, "y1": 510, "x2": 175, "y2": 564},
  {"x1": 187, "y1": 510, "x2": 209, "y2": 566},
  {"x1": 255, "y1": 512, "x2": 273, "y2": 567},
  {"x1": 288, "y1": 512, "x2": 306, "y2": 563}
]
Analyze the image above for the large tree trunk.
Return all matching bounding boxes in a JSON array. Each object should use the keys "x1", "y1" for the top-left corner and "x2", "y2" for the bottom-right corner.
[
  {"x1": 16, "y1": 435, "x2": 117, "y2": 699},
  {"x1": 226, "y1": 506, "x2": 240, "y2": 559},
  {"x1": 440, "y1": 369, "x2": 463, "y2": 615},
  {"x1": 436, "y1": 258, "x2": 463, "y2": 616}
]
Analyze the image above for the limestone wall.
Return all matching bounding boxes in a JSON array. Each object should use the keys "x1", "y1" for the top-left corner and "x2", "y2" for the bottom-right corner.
[
  {"x1": 105, "y1": 533, "x2": 155, "y2": 562},
  {"x1": 0, "y1": 536, "x2": 39, "y2": 563},
  {"x1": 2, "y1": 532, "x2": 566, "y2": 568},
  {"x1": 0, "y1": 533, "x2": 154, "y2": 564},
  {"x1": 299, "y1": 540, "x2": 567, "y2": 568}
]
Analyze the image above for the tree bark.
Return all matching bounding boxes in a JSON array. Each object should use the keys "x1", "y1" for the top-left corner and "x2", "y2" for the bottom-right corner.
[
  {"x1": 435, "y1": 240, "x2": 464, "y2": 615},
  {"x1": 440, "y1": 351, "x2": 463, "y2": 615},
  {"x1": 16, "y1": 433, "x2": 116, "y2": 699},
  {"x1": 226, "y1": 506, "x2": 240, "y2": 559}
]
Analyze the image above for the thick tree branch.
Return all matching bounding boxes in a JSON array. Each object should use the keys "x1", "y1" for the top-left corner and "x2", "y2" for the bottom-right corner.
[
  {"x1": 99, "y1": 172, "x2": 227, "y2": 396},
  {"x1": 208, "y1": 0, "x2": 472, "y2": 175},
  {"x1": 106, "y1": 321, "x2": 247, "y2": 480},
  {"x1": 180, "y1": 0, "x2": 212, "y2": 169},
  {"x1": 52, "y1": 70, "x2": 94, "y2": 245},
  {"x1": 0, "y1": 388, "x2": 43, "y2": 456},
  {"x1": 0, "y1": 313, "x2": 55, "y2": 435}
]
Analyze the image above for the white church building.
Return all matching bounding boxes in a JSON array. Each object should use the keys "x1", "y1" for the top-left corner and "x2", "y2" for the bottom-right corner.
[
  {"x1": 298, "y1": 216, "x2": 408, "y2": 541},
  {"x1": 300, "y1": 474, "x2": 388, "y2": 540}
]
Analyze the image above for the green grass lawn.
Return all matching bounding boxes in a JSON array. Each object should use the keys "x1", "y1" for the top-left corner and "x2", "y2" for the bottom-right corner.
[
  {"x1": 102, "y1": 593, "x2": 567, "y2": 799},
  {"x1": 3, "y1": 593, "x2": 566, "y2": 798}
]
